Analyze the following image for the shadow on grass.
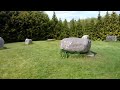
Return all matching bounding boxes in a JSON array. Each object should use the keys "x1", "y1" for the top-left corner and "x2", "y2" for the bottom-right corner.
[
  {"x1": 0, "y1": 47, "x2": 9, "y2": 50},
  {"x1": 89, "y1": 51, "x2": 97, "y2": 56},
  {"x1": 104, "y1": 40, "x2": 119, "y2": 42},
  {"x1": 60, "y1": 49, "x2": 97, "y2": 58},
  {"x1": 22, "y1": 43, "x2": 34, "y2": 46}
]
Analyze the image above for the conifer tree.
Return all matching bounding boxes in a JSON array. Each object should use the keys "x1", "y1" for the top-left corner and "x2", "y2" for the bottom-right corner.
[
  {"x1": 69, "y1": 18, "x2": 76, "y2": 37},
  {"x1": 76, "y1": 19, "x2": 83, "y2": 38},
  {"x1": 51, "y1": 11, "x2": 58, "y2": 39},
  {"x1": 54, "y1": 18, "x2": 63, "y2": 39},
  {"x1": 95, "y1": 11, "x2": 103, "y2": 40},
  {"x1": 109, "y1": 11, "x2": 119, "y2": 36},
  {"x1": 102, "y1": 11, "x2": 111, "y2": 40},
  {"x1": 62, "y1": 19, "x2": 69, "y2": 38}
]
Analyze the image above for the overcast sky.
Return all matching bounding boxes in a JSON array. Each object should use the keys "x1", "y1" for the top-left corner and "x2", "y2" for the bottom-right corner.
[{"x1": 45, "y1": 11, "x2": 120, "y2": 22}]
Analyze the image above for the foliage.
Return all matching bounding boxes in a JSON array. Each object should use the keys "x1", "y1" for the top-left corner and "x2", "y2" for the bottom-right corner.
[{"x1": 0, "y1": 11, "x2": 120, "y2": 43}]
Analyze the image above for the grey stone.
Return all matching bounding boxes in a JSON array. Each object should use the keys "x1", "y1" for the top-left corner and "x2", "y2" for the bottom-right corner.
[
  {"x1": 0, "y1": 37, "x2": 4, "y2": 48},
  {"x1": 47, "y1": 39, "x2": 55, "y2": 41},
  {"x1": 82, "y1": 35, "x2": 89, "y2": 39},
  {"x1": 25, "y1": 38, "x2": 32, "y2": 44},
  {"x1": 106, "y1": 36, "x2": 117, "y2": 41},
  {"x1": 60, "y1": 37, "x2": 91, "y2": 53}
]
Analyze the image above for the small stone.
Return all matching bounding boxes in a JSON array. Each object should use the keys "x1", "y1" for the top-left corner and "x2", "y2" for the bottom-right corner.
[{"x1": 25, "y1": 38, "x2": 32, "y2": 44}]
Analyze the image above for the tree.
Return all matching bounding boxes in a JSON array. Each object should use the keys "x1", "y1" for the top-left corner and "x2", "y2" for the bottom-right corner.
[
  {"x1": 101, "y1": 11, "x2": 111, "y2": 40},
  {"x1": 76, "y1": 19, "x2": 83, "y2": 38},
  {"x1": 109, "y1": 11, "x2": 119, "y2": 36},
  {"x1": 0, "y1": 11, "x2": 50, "y2": 42},
  {"x1": 69, "y1": 18, "x2": 76, "y2": 37},
  {"x1": 0, "y1": 11, "x2": 20, "y2": 42},
  {"x1": 55, "y1": 18, "x2": 63, "y2": 39},
  {"x1": 50, "y1": 11, "x2": 58, "y2": 39},
  {"x1": 88, "y1": 18, "x2": 96, "y2": 40},
  {"x1": 62, "y1": 19, "x2": 69, "y2": 38},
  {"x1": 95, "y1": 11, "x2": 103, "y2": 40},
  {"x1": 0, "y1": 11, "x2": 120, "y2": 42}
]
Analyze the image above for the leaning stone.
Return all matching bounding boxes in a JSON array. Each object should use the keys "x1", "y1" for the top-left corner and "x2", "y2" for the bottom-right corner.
[
  {"x1": 0, "y1": 37, "x2": 4, "y2": 48},
  {"x1": 60, "y1": 37, "x2": 91, "y2": 53},
  {"x1": 25, "y1": 38, "x2": 32, "y2": 44}
]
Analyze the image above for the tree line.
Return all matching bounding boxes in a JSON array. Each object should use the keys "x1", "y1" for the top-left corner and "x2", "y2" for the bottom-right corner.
[{"x1": 0, "y1": 11, "x2": 120, "y2": 43}]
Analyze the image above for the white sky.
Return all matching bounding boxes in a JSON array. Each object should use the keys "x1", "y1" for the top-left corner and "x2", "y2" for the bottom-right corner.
[{"x1": 45, "y1": 11, "x2": 120, "y2": 22}]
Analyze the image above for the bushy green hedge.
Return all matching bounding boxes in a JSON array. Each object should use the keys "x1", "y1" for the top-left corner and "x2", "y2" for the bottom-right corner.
[{"x1": 0, "y1": 11, "x2": 120, "y2": 43}]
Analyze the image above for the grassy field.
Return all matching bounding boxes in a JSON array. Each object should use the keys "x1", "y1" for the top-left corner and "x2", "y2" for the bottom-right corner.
[{"x1": 0, "y1": 40, "x2": 120, "y2": 79}]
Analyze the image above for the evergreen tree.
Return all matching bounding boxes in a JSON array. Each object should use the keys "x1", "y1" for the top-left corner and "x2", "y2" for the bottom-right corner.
[
  {"x1": 0, "y1": 11, "x2": 50, "y2": 42},
  {"x1": 95, "y1": 11, "x2": 103, "y2": 40},
  {"x1": 54, "y1": 18, "x2": 63, "y2": 39},
  {"x1": 76, "y1": 19, "x2": 83, "y2": 38},
  {"x1": 118, "y1": 13, "x2": 120, "y2": 40},
  {"x1": 109, "y1": 11, "x2": 119, "y2": 36},
  {"x1": 102, "y1": 11, "x2": 111, "y2": 40},
  {"x1": 0, "y1": 11, "x2": 120, "y2": 42},
  {"x1": 69, "y1": 18, "x2": 76, "y2": 37},
  {"x1": 89, "y1": 18, "x2": 96, "y2": 40},
  {"x1": 62, "y1": 19, "x2": 69, "y2": 38},
  {"x1": 51, "y1": 11, "x2": 58, "y2": 39}
]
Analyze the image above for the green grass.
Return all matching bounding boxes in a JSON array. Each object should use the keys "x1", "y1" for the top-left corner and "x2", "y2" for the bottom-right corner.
[{"x1": 0, "y1": 40, "x2": 120, "y2": 79}]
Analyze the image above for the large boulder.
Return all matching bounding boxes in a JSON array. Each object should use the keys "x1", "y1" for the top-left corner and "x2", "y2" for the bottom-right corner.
[
  {"x1": 25, "y1": 38, "x2": 32, "y2": 44},
  {"x1": 0, "y1": 37, "x2": 4, "y2": 48},
  {"x1": 106, "y1": 36, "x2": 117, "y2": 41},
  {"x1": 60, "y1": 37, "x2": 91, "y2": 53}
]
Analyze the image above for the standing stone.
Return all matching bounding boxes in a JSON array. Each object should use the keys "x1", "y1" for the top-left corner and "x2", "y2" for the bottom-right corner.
[
  {"x1": 0, "y1": 37, "x2": 4, "y2": 48},
  {"x1": 60, "y1": 37, "x2": 91, "y2": 53},
  {"x1": 25, "y1": 38, "x2": 32, "y2": 44},
  {"x1": 82, "y1": 35, "x2": 89, "y2": 39},
  {"x1": 106, "y1": 36, "x2": 117, "y2": 41}
]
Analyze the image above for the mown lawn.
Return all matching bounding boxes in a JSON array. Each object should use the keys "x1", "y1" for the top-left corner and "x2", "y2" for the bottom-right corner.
[{"x1": 0, "y1": 40, "x2": 120, "y2": 79}]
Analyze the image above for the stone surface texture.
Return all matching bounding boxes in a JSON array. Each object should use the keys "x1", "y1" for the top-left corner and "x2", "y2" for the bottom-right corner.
[
  {"x1": 60, "y1": 37, "x2": 91, "y2": 53},
  {"x1": 0, "y1": 37, "x2": 4, "y2": 48}
]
